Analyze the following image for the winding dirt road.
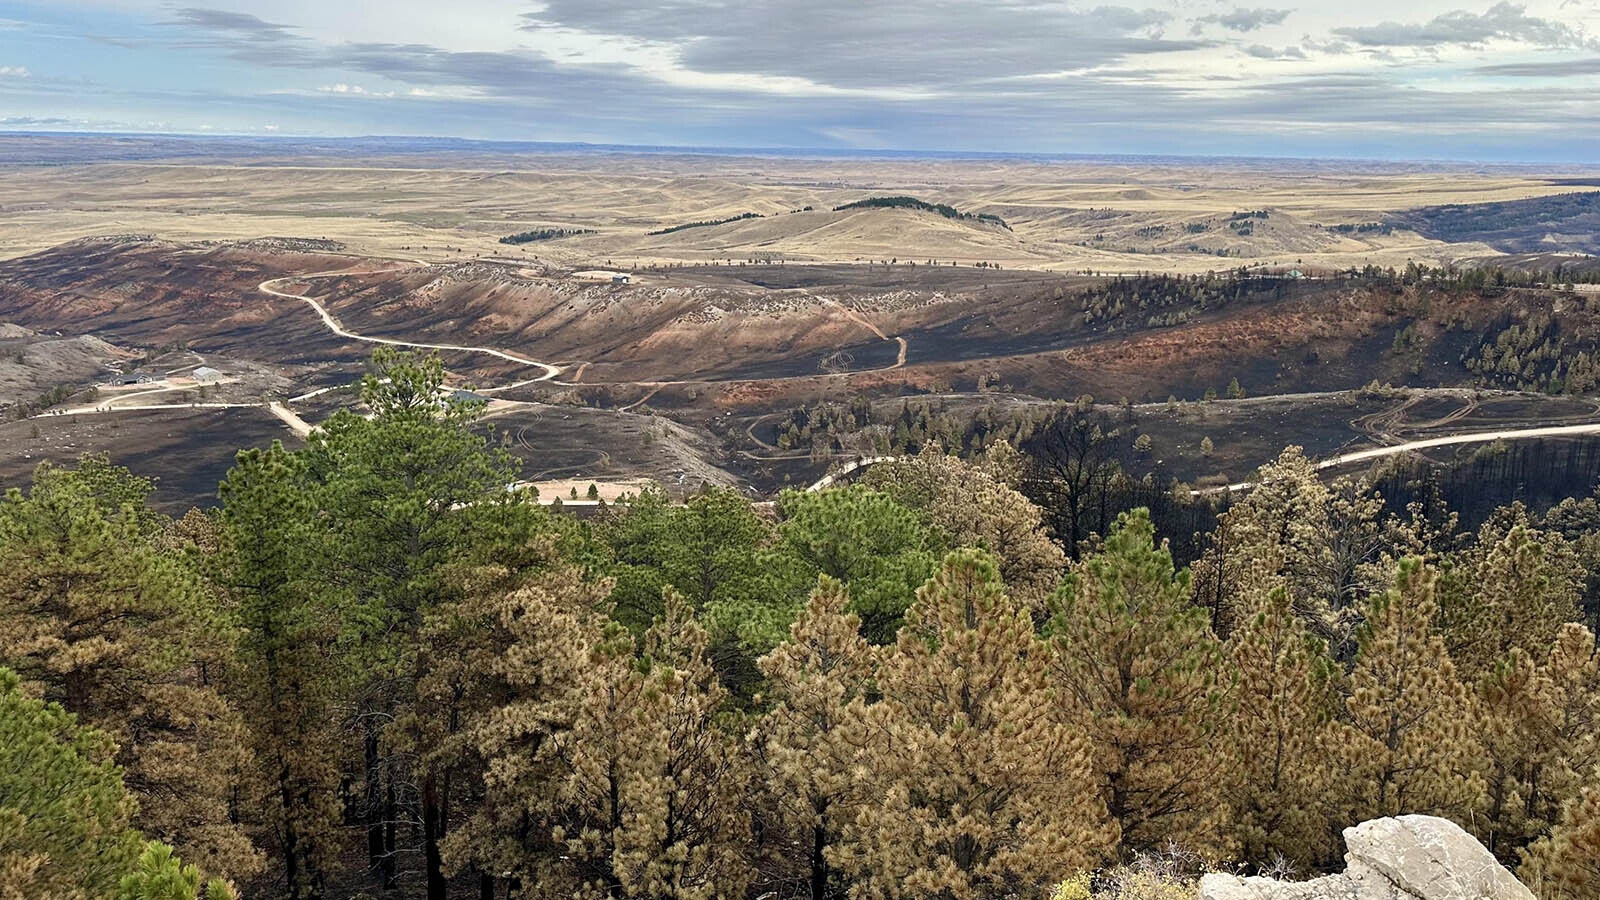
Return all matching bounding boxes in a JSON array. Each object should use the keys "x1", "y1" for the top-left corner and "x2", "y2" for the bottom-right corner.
[
  {"x1": 1199, "y1": 420, "x2": 1600, "y2": 495},
  {"x1": 258, "y1": 271, "x2": 564, "y2": 385},
  {"x1": 823, "y1": 298, "x2": 907, "y2": 368},
  {"x1": 807, "y1": 416, "x2": 1600, "y2": 497}
]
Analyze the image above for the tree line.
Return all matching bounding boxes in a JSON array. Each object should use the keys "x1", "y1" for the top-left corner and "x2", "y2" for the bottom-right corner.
[
  {"x1": 497, "y1": 229, "x2": 596, "y2": 245},
  {"x1": 832, "y1": 197, "x2": 1009, "y2": 229},
  {"x1": 3, "y1": 350, "x2": 1600, "y2": 899}
]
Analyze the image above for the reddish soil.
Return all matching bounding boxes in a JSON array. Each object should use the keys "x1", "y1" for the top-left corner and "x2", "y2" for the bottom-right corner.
[{"x1": 5, "y1": 237, "x2": 1599, "y2": 510}]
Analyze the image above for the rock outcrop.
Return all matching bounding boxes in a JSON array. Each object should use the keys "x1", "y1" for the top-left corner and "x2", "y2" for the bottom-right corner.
[{"x1": 1199, "y1": 815, "x2": 1534, "y2": 900}]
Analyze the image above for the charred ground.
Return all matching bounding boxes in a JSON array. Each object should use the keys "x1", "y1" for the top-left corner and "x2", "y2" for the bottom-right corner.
[{"x1": 4, "y1": 233, "x2": 1600, "y2": 508}]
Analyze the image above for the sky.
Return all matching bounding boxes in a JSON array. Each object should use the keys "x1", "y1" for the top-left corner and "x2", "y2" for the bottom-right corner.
[{"x1": 1, "y1": 0, "x2": 1598, "y2": 162}]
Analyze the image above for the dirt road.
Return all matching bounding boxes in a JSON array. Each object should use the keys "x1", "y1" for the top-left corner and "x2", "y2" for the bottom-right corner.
[
  {"x1": 1199, "y1": 420, "x2": 1600, "y2": 494},
  {"x1": 823, "y1": 299, "x2": 908, "y2": 368},
  {"x1": 258, "y1": 271, "x2": 564, "y2": 384}
]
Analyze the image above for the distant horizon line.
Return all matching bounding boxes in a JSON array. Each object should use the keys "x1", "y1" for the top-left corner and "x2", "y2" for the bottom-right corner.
[{"x1": 2, "y1": 128, "x2": 1598, "y2": 170}]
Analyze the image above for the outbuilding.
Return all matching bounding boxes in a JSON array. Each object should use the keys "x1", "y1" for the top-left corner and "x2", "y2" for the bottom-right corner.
[{"x1": 192, "y1": 366, "x2": 223, "y2": 383}]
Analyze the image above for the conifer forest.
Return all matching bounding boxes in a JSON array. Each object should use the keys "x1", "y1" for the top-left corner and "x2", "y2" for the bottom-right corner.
[{"x1": 4, "y1": 351, "x2": 1600, "y2": 900}]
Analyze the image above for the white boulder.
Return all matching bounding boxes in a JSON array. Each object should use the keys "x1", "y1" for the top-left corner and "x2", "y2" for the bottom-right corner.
[{"x1": 1199, "y1": 815, "x2": 1533, "y2": 900}]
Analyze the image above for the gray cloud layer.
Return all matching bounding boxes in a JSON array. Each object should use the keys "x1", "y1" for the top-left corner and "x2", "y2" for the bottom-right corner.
[
  {"x1": 5, "y1": 1, "x2": 1596, "y2": 162},
  {"x1": 1333, "y1": 2, "x2": 1590, "y2": 48},
  {"x1": 169, "y1": 8, "x2": 298, "y2": 42},
  {"x1": 518, "y1": 0, "x2": 1199, "y2": 88},
  {"x1": 1195, "y1": 8, "x2": 1294, "y2": 33}
]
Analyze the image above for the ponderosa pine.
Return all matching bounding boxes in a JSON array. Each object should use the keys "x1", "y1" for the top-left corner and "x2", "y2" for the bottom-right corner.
[
  {"x1": 1330, "y1": 558, "x2": 1484, "y2": 824},
  {"x1": 0, "y1": 667, "x2": 142, "y2": 900},
  {"x1": 862, "y1": 445, "x2": 1066, "y2": 616},
  {"x1": 0, "y1": 458, "x2": 259, "y2": 883},
  {"x1": 1476, "y1": 623, "x2": 1600, "y2": 862},
  {"x1": 1223, "y1": 582, "x2": 1340, "y2": 867},
  {"x1": 1048, "y1": 510, "x2": 1227, "y2": 857},
  {"x1": 218, "y1": 443, "x2": 345, "y2": 900},
  {"x1": 1439, "y1": 515, "x2": 1583, "y2": 682},
  {"x1": 774, "y1": 486, "x2": 940, "y2": 644},
  {"x1": 437, "y1": 562, "x2": 613, "y2": 896},
  {"x1": 753, "y1": 575, "x2": 877, "y2": 900},
  {"x1": 842, "y1": 550, "x2": 1112, "y2": 899},
  {"x1": 1520, "y1": 785, "x2": 1600, "y2": 900},
  {"x1": 300, "y1": 348, "x2": 537, "y2": 894}
]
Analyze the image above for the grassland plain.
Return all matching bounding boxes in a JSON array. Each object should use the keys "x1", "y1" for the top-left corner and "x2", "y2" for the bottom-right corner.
[
  {"x1": 3, "y1": 143, "x2": 1592, "y2": 271},
  {"x1": 4, "y1": 138, "x2": 1600, "y2": 509}
]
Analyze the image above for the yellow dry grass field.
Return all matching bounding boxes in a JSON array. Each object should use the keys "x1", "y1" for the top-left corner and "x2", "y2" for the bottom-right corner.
[
  {"x1": 521, "y1": 477, "x2": 656, "y2": 504},
  {"x1": 0, "y1": 153, "x2": 1584, "y2": 274}
]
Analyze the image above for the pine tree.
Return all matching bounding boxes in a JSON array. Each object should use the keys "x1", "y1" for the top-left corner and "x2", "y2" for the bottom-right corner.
[
  {"x1": 1330, "y1": 558, "x2": 1484, "y2": 823},
  {"x1": 603, "y1": 485, "x2": 779, "y2": 652},
  {"x1": 862, "y1": 445, "x2": 1066, "y2": 615},
  {"x1": 0, "y1": 667, "x2": 142, "y2": 900},
  {"x1": 1019, "y1": 402, "x2": 1126, "y2": 560},
  {"x1": 774, "y1": 486, "x2": 940, "y2": 643},
  {"x1": 439, "y1": 564, "x2": 614, "y2": 895},
  {"x1": 1224, "y1": 582, "x2": 1340, "y2": 868},
  {"x1": 302, "y1": 349, "x2": 542, "y2": 894},
  {"x1": 1476, "y1": 623, "x2": 1600, "y2": 862},
  {"x1": 619, "y1": 590, "x2": 752, "y2": 898},
  {"x1": 1520, "y1": 785, "x2": 1600, "y2": 900},
  {"x1": 1542, "y1": 624, "x2": 1600, "y2": 804},
  {"x1": 1322, "y1": 475, "x2": 1389, "y2": 610},
  {"x1": 0, "y1": 458, "x2": 259, "y2": 882},
  {"x1": 842, "y1": 551, "x2": 1112, "y2": 898},
  {"x1": 218, "y1": 444, "x2": 343, "y2": 900},
  {"x1": 1439, "y1": 518, "x2": 1583, "y2": 682},
  {"x1": 1195, "y1": 448, "x2": 1332, "y2": 635},
  {"x1": 530, "y1": 589, "x2": 753, "y2": 899},
  {"x1": 1048, "y1": 510, "x2": 1227, "y2": 857},
  {"x1": 116, "y1": 842, "x2": 238, "y2": 900},
  {"x1": 753, "y1": 576, "x2": 877, "y2": 900}
]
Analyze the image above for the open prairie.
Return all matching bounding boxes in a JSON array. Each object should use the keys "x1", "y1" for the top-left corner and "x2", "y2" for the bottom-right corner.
[
  {"x1": 4, "y1": 136, "x2": 1600, "y2": 508},
  {"x1": 2, "y1": 137, "x2": 1593, "y2": 272}
]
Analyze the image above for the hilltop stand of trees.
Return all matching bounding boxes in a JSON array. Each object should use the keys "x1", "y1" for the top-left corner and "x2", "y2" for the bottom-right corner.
[
  {"x1": 4, "y1": 350, "x2": 1600, "y2": 899},
  {"x1": 834, "y1": 195, "x2": 1010, "y2": 228},
  {"x1": 647, "y1": 212, "x2": 764, "y2": 236},
  {"x1": 498, "y1": 228, "x2": 596, "y2": 245}
]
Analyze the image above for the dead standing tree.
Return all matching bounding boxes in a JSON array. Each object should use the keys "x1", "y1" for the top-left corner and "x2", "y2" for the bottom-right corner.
[{"x1": 1021, "y1": 397, "x2": 1128, "y2": 560}]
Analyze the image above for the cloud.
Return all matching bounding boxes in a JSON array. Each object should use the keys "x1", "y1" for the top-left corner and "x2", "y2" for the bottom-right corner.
[
  {"x1": 1194, "y1": 8, "x2": 1293, "y2": 33},
  {"x1": 156, "y1": 7, "x2": 315, "y2": 66},
  {"x1": 317, "y1": 83, "x2": 397, "y2": 98},
  {"x1": 0, "y1": 65, "x2": 30, "y2": 78},
  {"x1": 1332, "y1": 3, "x2": 1590, "y2": 49},
  {"x1": 1475, "y1": 56, "x2": 1600, "y2": 75},
  {"x1": 517, "y1": 0, "x2": 1199, "y2": 90},
  {"x1": 1243, "y1": 44, "x2": 1306, "y2": 60},
  {"x1": 10, "y1": 0, "x2": 1594, "y2": 162},
  {"x1": 169, "y1": 8, "x2": 299, "y2": 43},
  {"x1": 0, "y1": 116, "x2": 80, "y2": 126}
]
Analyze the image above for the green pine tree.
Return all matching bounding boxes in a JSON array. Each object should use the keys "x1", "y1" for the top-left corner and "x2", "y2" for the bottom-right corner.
[
  {"x1": 218, "y1": 443, "x2": 344, "y2": 899},
  {"x1": 0, "y1": 457, "x2": 259, "y2": 881},
  {"x1": 117, "y1": 841, "x2": 238, "y2": 900},
  {"x1": 1330, "y1": 559, "x2": 1485, "y2": 824},
  {"x1": 0, "y1": 667, "x2": 143, "y2": 899},
  {"x1": 1047, "y1": 509, "x2": 1228, "y2": 857},
  {"x1": 774, "y1": 486, "x2": 941, "y2": 643}
]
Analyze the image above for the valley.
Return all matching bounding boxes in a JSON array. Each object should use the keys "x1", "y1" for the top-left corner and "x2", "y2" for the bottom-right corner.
[{"x1": 3, "y1": 136, "x2": 1600, "y2": 511}]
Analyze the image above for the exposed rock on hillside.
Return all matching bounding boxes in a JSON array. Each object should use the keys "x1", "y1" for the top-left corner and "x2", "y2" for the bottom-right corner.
[
  {"x1": 0, "y1": 324, "x2": 130, "y2": 406},
  {"x1": 1199, "y1": 816, "x2": 1533, "y2": 900}
]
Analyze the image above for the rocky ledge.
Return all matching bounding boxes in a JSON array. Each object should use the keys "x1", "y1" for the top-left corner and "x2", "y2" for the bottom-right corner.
[{"x1": 1200, "y1": 815, "x2": 1532, "y2": 900}]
